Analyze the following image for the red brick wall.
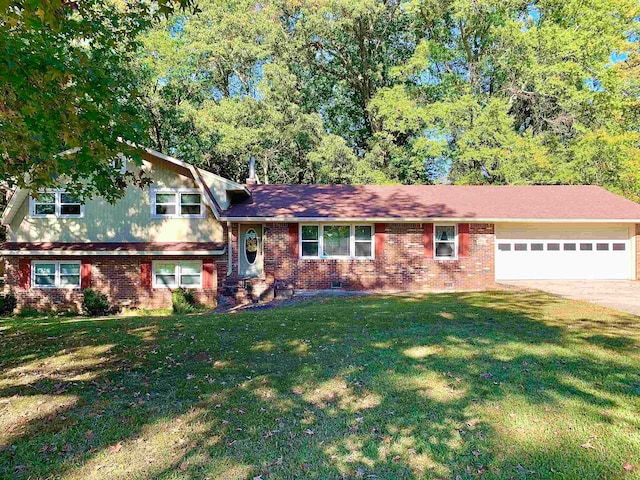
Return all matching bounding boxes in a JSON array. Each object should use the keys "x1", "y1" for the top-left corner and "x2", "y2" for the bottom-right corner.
[
  {"x1": 4, "y1": 256, "x2": 221, "y2": 312},
  {"x1": 256, "y1": 222, "x2": 496, "y2": 291}
]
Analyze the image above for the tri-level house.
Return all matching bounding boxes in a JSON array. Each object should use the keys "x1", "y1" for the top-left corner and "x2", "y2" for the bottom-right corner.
[{"x1": 1, "y1": 146, "x2": 640, "y2": 311}]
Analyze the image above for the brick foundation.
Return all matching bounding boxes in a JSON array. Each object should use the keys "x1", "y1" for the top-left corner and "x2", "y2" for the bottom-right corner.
[
  {"x1": 4, "y1": 256, "x2": 222, "y2": 312},
  {"x1": 255, "y1": 222, "x2": 496, "y2": 291}
]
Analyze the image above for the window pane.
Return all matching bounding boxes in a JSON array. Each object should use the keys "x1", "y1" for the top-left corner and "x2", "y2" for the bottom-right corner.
[
  {"x1": 35, "y1": 275, "x2": 55, "y2": 286},
  {"x1": 301, "y1": 226, "x2": 318, "y2": 241},
  {"x1": 60, "y1": 193, "x2": 80, "y2": 204},
  {"x1": 60, "y1": 204, "x2": 81, "y2": 215},
  {"x1": 498, "y1": 243, "x2": 511, "y2": 251},
  {"x1": 355, "y1": 226, "x2": 372, "y2": 241},
  {"x1": 514, "y1": 243, "x2": 527, "y2": 251},
  {"x1": 580, "y1": 243, "x2": 592, "y2": 251},
  {"x1": 60, "y1": 275, "x2": 80, "y2": 286},
  {"x1": 156, "y1": 204, "x2": 176, "y2": 215},
  {"x1": 34, "y1": 264, "x2": 56, "y2": 275},
  {"x1": 354, "y1": 242, "x2": 372, "y2": 257},
  {"x1": 563, "y1": 243, "x2": 576, "y2": 251},
  {"x1": 180, "y1": 263, "x2": 201, "y2": 275},
  {"x1": 180, "y1": 204, "x2": 201, "y2": 215},
  {"x1": 612, "y1": 243, "x2": 626, "y2": 251},
  {"x1": 323, "y1": 226, "x2": 350, "y2": 256},
  {"x1": 301, "y1": 241, "x2": 318, "y2": 257},
  {"x1": 60, "y1": 263, "x2": 80, "y2": 275},
  {"x1": 155, "y1": 193, "x2": 176, "y2": 204},
  {"x1": 156, "y1": 275, "x2": 176, "y2": 286},
  {"x1": 436, "y1": 242, "x2": 455, "y2": 258},
  {"x1": 156, "y1": 263, "x2": 176, "y2": 275},
  {"x1": 180, "y1": 275, "x2": 201, "y2": 286},
  {"x1": 597, "y1": 243, "x2": 609, "y2": 251},
  {"x1": 435, "y1": 226, "x2": 455, "y2": 242},
  {"x1": 37, "y1": 193, "x2": 56, "y2": 203},
  {"x1": 35, "y1": 204, "x2": 55, "y2": 215},
  {"x1": 180, "y1": 194, "x2": 201, "y2": 204},
  {"x1": 547, "y1": 243, "x2": 560, "y2": 251},
  {"x1": 531, "y1": 243, "x2": 543, "y2": 251}
]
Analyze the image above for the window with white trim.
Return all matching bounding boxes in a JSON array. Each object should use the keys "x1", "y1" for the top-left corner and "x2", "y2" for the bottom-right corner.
[
  {"x1": 301, "y1": 225, "x2": 319, "y2": 257},
  {"x1": 110, "y1": 153, "x2": 127, "y2": 174},
  {"x1": 152, "y1": 261, "x2": 202, "y2": 288},
  {"x1": 434, "y1": 224, "x2": 457, "y2": 259},
  {"x1": 151, "y1": 189, "x2": 204, "y2": 218},
  {"x1": 300, "y1": 224, "x2": 374, "y2": 259},
  {"x1": 32, "y1": 261, "x2": 81, "y2": 288},
  {"x1": 30, "y1": 191, "x2": 84, "y2": 218}
]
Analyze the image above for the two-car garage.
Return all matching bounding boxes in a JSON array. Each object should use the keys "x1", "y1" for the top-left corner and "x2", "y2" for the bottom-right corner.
[{"x1": 495, "y1": 223, "x2": 636, "y2": 280}]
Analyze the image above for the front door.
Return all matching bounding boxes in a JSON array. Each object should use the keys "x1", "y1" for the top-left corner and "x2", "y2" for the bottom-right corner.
[{"x1": 238, "y1": 224, "x2": 264, "y2": 278}]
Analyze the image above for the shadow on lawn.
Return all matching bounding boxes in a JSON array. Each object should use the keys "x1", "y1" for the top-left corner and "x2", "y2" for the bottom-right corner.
[{"x1": 0, "y1": 290, "x2": 639, "y2": 479}]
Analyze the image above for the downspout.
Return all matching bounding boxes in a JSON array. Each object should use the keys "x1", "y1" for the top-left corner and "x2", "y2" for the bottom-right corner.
[{"x1": 227, "y1": 220, "x2": 233, "y2": 276}]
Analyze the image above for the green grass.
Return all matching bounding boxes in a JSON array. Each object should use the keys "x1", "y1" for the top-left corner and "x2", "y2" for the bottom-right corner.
[{"x1": 0, "y1": 290, "x2": 639, "y2": 479}]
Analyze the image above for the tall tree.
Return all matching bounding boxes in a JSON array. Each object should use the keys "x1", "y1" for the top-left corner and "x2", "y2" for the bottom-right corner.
[
  {"x1": 371, "y1": 0, "x2": 640, "y2": 198},
  {"x1": 0, "y1": 0, "x2": 194, "y2": 201}
]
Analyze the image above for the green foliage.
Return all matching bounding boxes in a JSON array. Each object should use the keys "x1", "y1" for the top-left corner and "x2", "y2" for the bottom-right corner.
[
  {"x1": 172, "y1": 287, "x2": 199, "y2": 314},
  {"x1": 0, "y1": 291, "x2": 17, "y2": 316},
  {"x1": 0, "y1": 0, "x2": 197, "y2": 202},
  {"x1": 134, "y1": 0, "x2": 640, "y2": 196},
  {"x1": 4, "y1": 0, "x2": 640, "y2": 198},
  {"x1": 82, "y1": 289, "x2": 111, "y2": 316}
]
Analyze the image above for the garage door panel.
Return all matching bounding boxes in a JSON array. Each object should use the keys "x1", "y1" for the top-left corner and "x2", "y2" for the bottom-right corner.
[{"x1": 495, "y1": 224, "x2": 633, "y2": 280}]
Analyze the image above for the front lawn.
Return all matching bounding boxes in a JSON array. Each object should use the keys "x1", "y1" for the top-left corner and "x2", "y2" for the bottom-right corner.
[{"x1": 1, "y1": 291, "x2": 639, "y2": 479}]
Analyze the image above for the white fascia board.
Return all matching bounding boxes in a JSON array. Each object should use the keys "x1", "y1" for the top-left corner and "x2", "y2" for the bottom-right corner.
[
  {"x1": 0, "y1": 249, "x2": 226, "y2": 257},
  {"x1": 220, "y1": 216, "x2": 640, "y2": 223},
  {"x1": 1, "y1": 189, "x2": 28, "y2": 226}
]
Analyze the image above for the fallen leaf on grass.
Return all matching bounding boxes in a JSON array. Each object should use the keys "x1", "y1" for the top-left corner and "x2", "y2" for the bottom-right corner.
[{"x1": 109, "y1": 442, "x2": 122, "y2": 453}]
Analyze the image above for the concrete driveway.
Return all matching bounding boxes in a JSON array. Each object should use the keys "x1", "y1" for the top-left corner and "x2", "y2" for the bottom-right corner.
[{"x1": 502, "y1": 280, "x2": 640, "y2": 316}]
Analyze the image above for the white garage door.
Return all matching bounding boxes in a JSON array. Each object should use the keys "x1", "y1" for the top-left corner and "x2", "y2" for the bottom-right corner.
[{"x1": 495, "y1": 223, "x2": 635, "y2": 280}]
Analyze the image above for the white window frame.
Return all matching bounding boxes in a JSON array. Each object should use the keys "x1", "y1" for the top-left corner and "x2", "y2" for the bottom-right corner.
[
  {"x1": 152, "y1": 260, "x2": 203, "y2": 289},
  {"x1": 110, "y1": 153, "x2": 127, "y2": 174},
  {"x1": 31, "y1": 260, "x2": 81, "y2": 289},
  {"x1": 434, "y1": 223, "x2": 458, "y2": 260},
  {"x1": 29, "y1": 190, "x2": 85, "y2": 219},
  {"x1": 299, "y1": 224, "x2": 375, "y2": 260},
  {"x1": 150, "y1": 188, "x2": 205, "y2": 219}
]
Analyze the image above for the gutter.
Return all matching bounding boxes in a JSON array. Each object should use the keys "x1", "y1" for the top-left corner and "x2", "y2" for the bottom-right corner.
[
  {"x1": 0, "y1": 248, "x2": 227, "y2": 257},
  {"x1": 219, "y1": 216, "x2": 640, "y2": 224},
  {"x1": 227, "y1": 220, "x2": 232, "y2": 276}
]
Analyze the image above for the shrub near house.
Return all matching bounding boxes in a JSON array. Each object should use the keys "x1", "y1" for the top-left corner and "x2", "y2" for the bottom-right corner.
[{"x1": 0, "y1": 145, "x2": 639, "y2": 311}]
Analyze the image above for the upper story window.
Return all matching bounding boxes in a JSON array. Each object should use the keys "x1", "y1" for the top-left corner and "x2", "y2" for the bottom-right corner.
[
  {"x1": 110, "y1": 153, "x2": 127, "y2": 174},
  {"x1": 434, "y1": 224, "x2": 457, "y2": 259},
  {"x1": 151, "y1": 188, "x2": 204, "y2": 218},
  {"x1": 300, "y1": 224, "x2": 374, "y2": 259},
  {"x1": 30, "y1": 190, "x2": 84, "y2": 218}
]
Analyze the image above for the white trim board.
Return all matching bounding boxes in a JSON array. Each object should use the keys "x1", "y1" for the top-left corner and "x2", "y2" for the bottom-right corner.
[
  {"x1": 223, "y1": 217, "x2": 640, "y2": 223},
  {"x1": 0, "y1": 249, "x2": 226, "y2": 257}
]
